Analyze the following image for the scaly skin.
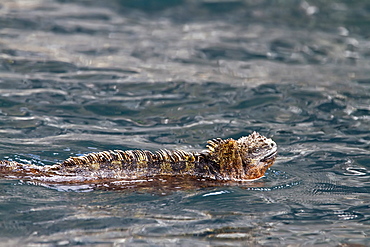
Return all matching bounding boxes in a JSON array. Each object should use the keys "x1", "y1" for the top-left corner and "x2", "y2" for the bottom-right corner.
[{"x1": 0, "y1": 132, "x2": 277, "y2": 184}]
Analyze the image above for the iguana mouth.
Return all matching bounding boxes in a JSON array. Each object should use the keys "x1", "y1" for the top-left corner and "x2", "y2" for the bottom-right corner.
[{"x1": 263, "y1": 147, "x2": 277, "y2": 161}]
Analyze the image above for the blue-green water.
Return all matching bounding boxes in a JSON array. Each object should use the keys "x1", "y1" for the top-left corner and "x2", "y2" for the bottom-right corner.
[{"x1": 1, "y1": 0, "x2": 370, "y2": 246}]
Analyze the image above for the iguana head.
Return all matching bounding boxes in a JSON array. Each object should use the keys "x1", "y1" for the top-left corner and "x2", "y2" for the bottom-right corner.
[
  {"x1": 206, "y1": 132, "x2": 277, "y2": 180},
  {"x1": 236, "y1": 131, "x2": 277, "y2": 179}
]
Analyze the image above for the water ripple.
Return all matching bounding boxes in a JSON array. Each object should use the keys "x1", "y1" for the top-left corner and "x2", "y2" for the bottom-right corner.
[{"x1": 1, "y1": 0, "x2": 370, "y2": 246}]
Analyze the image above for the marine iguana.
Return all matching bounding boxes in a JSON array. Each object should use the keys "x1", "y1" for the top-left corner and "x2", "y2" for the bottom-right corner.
[{"x1": 0, "y1": 132, "x2": 277, "y2": 185}]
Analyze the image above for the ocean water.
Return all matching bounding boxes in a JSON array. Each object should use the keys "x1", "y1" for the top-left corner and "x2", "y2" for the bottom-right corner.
[{"x1": 0, "y1": 0, "x2": 370, "y2": 246}]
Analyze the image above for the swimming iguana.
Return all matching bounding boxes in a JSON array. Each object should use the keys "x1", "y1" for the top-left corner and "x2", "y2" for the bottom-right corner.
[{"x1": 0, "y1": 132, "x2": 277, "y2": 185}]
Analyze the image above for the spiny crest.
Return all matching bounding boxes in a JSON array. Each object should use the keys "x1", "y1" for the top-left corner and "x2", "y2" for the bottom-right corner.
[
  {"x1": 206, "y1": 138, "x2": 224, "y2": 153},
  {"x1": 206, "y1": 132, "x2": 272, "y2": 154},
  {"x1": 236, "y1": 131, "x2": 276, "y2": 152},
  {"x1": 62, "y1": 150, "x2": 155, "y2": 166},
  {"x1": 154, "y1": 149, "x2": 195, "y2": 162},
  {"x1": 61, "y1": 149, "x2": 196, "y2": 167},
  {"x1": 206, "y1": 137, "x2": 239, "y2": 165}
]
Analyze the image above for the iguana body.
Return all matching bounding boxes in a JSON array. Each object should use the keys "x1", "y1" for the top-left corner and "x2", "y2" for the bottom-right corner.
[{"x1": 0, "y1": 132, "x2": 277, "y2": 185}]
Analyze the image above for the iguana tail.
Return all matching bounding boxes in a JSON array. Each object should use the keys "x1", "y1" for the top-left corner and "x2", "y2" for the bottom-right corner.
[{"x1": 0, "y1": 160, "x2": 53, "y2": 178}]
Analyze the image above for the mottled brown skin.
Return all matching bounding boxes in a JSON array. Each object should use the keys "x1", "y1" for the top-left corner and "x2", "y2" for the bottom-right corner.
[{"x1": 0, "y1": 132, "x2": 277, "y2": 185}]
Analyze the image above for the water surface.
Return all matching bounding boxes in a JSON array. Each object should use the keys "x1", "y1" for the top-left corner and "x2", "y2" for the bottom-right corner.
[{"x1": 0, "y1": 0, "x2": 370, "y2": 246}]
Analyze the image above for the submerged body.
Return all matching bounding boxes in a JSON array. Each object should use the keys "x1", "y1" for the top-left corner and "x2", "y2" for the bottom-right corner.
[{"x1": 0, "y1": 132, "x2": 277, "y2": 185}]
